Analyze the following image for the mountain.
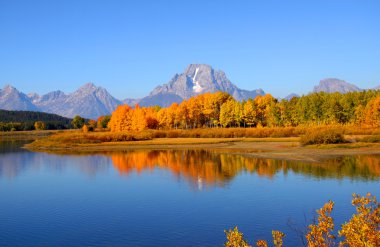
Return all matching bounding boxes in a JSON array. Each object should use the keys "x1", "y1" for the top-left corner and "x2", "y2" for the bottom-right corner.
[
  {"x1": 284, "y1": 93, "x2": 300, "y2": 101},
  {"x1": 313, "y1": 78, "x2": 361, "y2": 93},
  {"x1": 122, "y1": 98, "x2": 139, "y2": 106},
  {"x1": 36, "y1": 83, "x2": 122, "y2": 119},
  {"x1": 146, "y1": 64, "x2": 265, "y2": 104},
  {"x1": 0, "y1": 83, "x2": 122, "y2": 119},
  {"x1": 32, "y1": 90, "x2": 68, "y2": 112},
  {"x1": 8, "y1": 66, "x2": 374, "y2": 119},
  {"x1": 0, "y1": 85, "x2": 39, "y2": 111},
  {"x1": 138, "y1": 93, "x2": 183, "y2": 107}
]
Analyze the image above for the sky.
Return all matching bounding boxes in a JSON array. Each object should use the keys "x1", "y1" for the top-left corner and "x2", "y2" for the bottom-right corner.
[{"x1": 0, "y1": 0, "x2": 379, "y2": 99}]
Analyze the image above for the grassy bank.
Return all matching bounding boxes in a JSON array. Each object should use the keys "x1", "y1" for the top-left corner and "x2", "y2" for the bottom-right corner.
[{"x1": 0, "y1": 130, "x2": 58, "y2": 140}]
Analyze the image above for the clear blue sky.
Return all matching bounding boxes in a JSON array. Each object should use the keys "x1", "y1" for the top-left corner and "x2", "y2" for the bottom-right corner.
[{"x1": 1, "y1": 0, "x2": 379, "y2": 99}]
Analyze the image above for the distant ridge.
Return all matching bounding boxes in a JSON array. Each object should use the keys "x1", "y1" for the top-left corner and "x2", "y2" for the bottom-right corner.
[
  {"x1": 284, "y1": 93, "x2": 299, "y2": 101},
  {"x1": 0, "y1": 83, "x2": 122, "y2": 119},
  {"x1": 313, "y1": 78, "x2": 361, "y2": 93}
]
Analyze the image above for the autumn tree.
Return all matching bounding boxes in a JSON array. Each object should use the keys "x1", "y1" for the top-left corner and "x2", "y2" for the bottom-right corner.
[
  {"x1": 97, "y1": 115, "x2": 111, "y2": 129},
  {"x1": 220, "y1": 99, "x2": 238, "y2": 127},
  {"x1": 131, "y1": 104, "x2": 147, "y2": 131},
  {"x1": 253, "y1": 94, "x2": 276, "y2": 127},
  {"x1": 108, "y1": 105, "x2": 133, "y2": 132},
  {"x1": 71, "y1": 115, "x2": 85, "y2": 129},
  {"x1": 364, "y1": 96, "x2": 380, "y2": 127},
  {"x1": 242, "y1": 99, "x2": 257, "y2": 127},
  {"x1": 34, "y1": 121, "x2": 46, "y2": 130},
  {"x1": 87, "y1": 119, "x2": 97, "y2": 130}
]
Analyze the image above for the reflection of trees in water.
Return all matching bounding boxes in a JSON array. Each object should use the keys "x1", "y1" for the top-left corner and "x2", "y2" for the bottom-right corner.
[
  {"x1": 111, "y1": 150, "x2": 234, "y2": 188},
  {"x1": 1, "y1": 147, "x2": 380, "y2": 184},
  {"x1": 110, "y1": 150, "x2": 380, "y2": 188}
]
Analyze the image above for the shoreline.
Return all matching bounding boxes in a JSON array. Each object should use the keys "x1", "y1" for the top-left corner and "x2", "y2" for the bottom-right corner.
[{"x1": 24, "y1": 137, "x2": 380, "y2": 163}]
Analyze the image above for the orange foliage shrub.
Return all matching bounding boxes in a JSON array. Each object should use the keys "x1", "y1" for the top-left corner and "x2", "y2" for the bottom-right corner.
[{"x1": 339, "y1": 193, "x2": 380, "y2": 247}]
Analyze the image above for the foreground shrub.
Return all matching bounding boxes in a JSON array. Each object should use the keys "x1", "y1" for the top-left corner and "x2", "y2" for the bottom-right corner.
[
  {"x1": 225, "y1": 193, "x2": 379, "y2": 247},
  {"x1": 300, "y1": 128, "x2": 345, "y2": 145},
  {"x1": 339, "y1": 193, "x2": 380, "y2": 247}
]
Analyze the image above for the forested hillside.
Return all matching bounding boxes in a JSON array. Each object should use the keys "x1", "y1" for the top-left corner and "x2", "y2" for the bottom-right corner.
[{"x1": 0, "y1": 110, "x2": 72, "y2": 131}]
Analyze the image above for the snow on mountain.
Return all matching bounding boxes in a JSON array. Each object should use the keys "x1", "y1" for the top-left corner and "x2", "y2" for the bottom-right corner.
[{"x1": 147, "y1": 64, "x2": 265, "y2": 105}]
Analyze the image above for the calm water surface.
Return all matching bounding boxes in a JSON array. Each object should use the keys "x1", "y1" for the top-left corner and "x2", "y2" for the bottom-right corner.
[{"x1": 0, "y1": 140, "x2": 379, "y2": 246}]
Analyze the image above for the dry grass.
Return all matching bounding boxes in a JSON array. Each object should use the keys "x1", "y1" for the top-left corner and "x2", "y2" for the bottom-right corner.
[
  {"x1": 0, "y1": 130, "x2": 58, "y2": 140},
  {"x1": 147, "y1": 127, "x2": 302, "y2": 138}
]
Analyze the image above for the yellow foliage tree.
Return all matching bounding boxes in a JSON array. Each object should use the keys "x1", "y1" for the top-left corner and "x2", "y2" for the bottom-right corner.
[
  {"x1": 364, "y1": 96, "x2": 380, "y2": 127},
  {"x1": 108, "y1": 105, "x2": 133, "y2": 132}
]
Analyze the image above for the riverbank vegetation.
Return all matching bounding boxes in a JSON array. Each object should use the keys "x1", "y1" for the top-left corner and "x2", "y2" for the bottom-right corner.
[{"x1": 224, "y1": 193, "x2": 379, "y2": 247}]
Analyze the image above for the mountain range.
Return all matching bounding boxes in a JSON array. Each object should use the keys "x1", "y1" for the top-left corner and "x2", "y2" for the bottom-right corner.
[{"x1": 0, "y1": 64, "x2": 378, "y2": 119}]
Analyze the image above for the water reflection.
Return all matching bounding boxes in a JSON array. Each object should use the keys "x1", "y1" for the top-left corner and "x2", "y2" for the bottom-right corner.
[
  {"x1": 109, "y1": 150, "x2": 380, "y2": 188},
  {"x1": 0, "y1": 140, "x2": 31, "y2": 153},
  {"x1": 1, "y1": 145, "x2": 380, "y2": 186}
]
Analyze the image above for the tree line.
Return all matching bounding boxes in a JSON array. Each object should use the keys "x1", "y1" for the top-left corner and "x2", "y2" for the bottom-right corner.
[
  {"x1": 0, "y1": 110, "x2": 72, "y2": 131},
  {"x1": 108, "y1": 90, "x2": 380, "y2": 132}
]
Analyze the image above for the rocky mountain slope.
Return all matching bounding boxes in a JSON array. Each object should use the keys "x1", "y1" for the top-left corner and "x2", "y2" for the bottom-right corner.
[
  {"x1": 0, "y1": 85, "x2": 39, "y2": 111},
  {"x1": 313, "y1": 78, "x2": 361, "y2": 93}
]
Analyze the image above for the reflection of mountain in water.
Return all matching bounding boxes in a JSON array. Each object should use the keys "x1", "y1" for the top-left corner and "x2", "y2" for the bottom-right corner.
[
  {"x1": 0, "y1": 151, "x2": 110, "y2": 179},
  {"x1": 110, "y1": 150, "x2": 380, "y2": 188}
]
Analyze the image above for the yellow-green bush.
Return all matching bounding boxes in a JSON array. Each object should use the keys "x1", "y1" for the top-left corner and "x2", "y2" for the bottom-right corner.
[{"x1": 300, "y1": 128, "x2": 345, "y2": 145}]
